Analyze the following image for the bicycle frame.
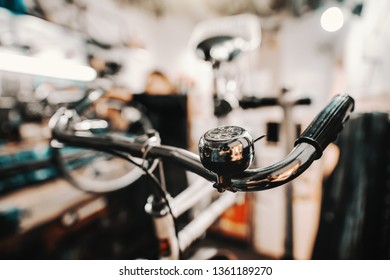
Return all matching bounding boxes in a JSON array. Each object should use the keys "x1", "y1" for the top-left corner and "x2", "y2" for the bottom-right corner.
[{"x1": 145, "y1": 177, "x2": 239, "y2": 259}]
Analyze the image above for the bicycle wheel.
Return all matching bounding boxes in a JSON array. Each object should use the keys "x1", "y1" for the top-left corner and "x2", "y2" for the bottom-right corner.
[
  {"x1": 55, "y1": 144, "x2": 153, "y2": 193},
  {"x1": 54, "y1": 98, "x2": 157, "y2": 193}
]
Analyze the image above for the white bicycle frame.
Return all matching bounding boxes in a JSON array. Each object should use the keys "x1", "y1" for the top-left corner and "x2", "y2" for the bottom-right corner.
[{"x1": 145, "y1": 176, "x2": 241, "y2": 260}]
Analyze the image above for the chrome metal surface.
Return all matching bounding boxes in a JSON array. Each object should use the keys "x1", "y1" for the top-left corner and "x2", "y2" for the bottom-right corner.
[
  {"x1": 229, "y1": 143, "x2": 317, "y2": 192},
  {"x1": 199, "y1": 126, "x2": 254, "y2": 179},
  {"x1": 51, "y1": 108, "x2": 319, "y2": 193}
]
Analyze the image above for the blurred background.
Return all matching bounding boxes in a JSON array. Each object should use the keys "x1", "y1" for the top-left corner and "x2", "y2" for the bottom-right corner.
[{"x1": 0, "y1": 0, "x2": 389, "y2": 260}]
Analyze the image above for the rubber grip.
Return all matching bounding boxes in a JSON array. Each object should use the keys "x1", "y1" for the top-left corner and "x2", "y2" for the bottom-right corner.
[
  {"x1": 239, "y1": 97, "x2": 311, "y2": 109},
  {"x1": 295, "y1": 94, "x2": 355, "y2": 159},
  {"x1": 239, "y1": 97, "x2": 278, "y2": 109},
  {"x1": 294, "y1": 97, "x2": 311, "y2": 106}
]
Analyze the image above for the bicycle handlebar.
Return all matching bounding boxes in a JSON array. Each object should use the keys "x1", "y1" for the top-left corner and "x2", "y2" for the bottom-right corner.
[
  {"x1": 239, "y1": 96, "x2": 311, "y2": 109},
  {"x1": 67, "y1": 87, "x2": 105, "y2": 114},
  {"x1": 50, "y1": 94, "x2": 354, "y2": 193},
  {"x1": 295, "y1": 94, "x2": 354, "y2": 159}
]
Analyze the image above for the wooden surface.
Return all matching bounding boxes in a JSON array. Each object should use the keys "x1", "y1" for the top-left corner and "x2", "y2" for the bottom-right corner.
[{"x1": 0, "y1": 178, "x2": 97, "y2": 234}]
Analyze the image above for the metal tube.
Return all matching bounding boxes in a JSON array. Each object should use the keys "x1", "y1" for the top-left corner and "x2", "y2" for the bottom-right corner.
[
  {"x1": 281, "y1": 100, "x2": 296, "y2": 260},
  {"x1": 178, "y1": 192, "x2": 238, "y2": 252},
  {"x1": 170, "y1": 178, "x2": 214, "y2": 218},
  {"x1": 52, "y1": 110, "x2": 317, "y2": 193},
  {"x1": 229, "y1": 143, "x2": 317, "y2": 191}
]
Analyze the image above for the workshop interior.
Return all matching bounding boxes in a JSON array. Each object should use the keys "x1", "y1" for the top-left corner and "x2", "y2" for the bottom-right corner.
[{"x1": 0, "y1": 0, "x2": 389, "y2": 260}]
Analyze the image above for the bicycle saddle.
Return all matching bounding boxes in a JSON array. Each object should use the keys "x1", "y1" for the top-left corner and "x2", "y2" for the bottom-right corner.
[{"x1": 196, "y1": 36, "x2": 247, "y2": 65}]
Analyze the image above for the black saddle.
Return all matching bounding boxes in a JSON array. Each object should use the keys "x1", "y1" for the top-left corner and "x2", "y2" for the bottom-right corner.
[{"x1": 196, "y1": 35, "x2": 246, "y2": 66}]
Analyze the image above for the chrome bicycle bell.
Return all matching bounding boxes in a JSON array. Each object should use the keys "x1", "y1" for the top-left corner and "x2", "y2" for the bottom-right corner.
[{"x1": 198, "y1": 126, "x2": 255, "y2": 191}]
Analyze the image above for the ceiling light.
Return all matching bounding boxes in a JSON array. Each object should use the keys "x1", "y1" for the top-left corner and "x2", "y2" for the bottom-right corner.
[
  {"x1": 321, "y1": 6, "x2": 344, "y2": 32},
  {"x1": 0, "y1": 52, "x2": 96, "y2": 81}
]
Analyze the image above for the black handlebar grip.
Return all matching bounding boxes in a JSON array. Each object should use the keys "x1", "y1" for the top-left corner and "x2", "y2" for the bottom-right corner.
[
  {"x1": 294, "y1": 97, "x2": 311, "y2": 106},
  {"x1": 239, "y1": 96, "x2": 311, "y2": 109},
  {"x1": 295, "y1": 94, "x2": 354, "y2": 159},
  {"x1": 239, "y1": 97, "x2": 279, "y2": 109}
]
